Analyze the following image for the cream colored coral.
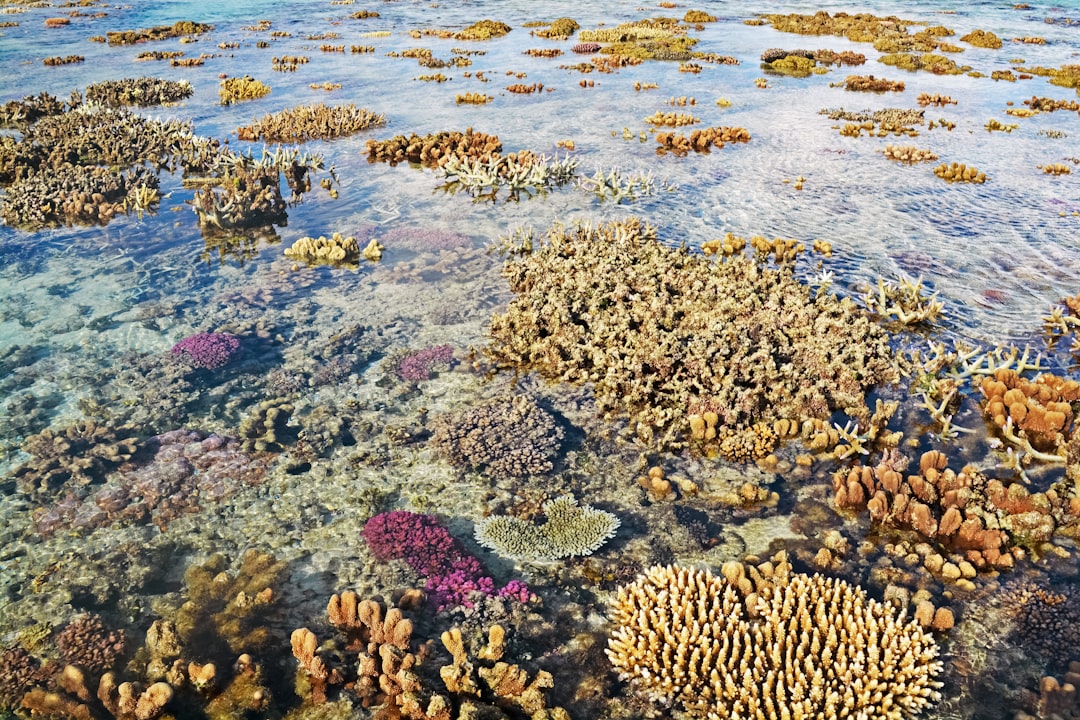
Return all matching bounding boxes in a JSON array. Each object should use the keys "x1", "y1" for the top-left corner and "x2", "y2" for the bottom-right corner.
[{"x1": 606, "y1": 555, "x2": 943, "y2": 719}]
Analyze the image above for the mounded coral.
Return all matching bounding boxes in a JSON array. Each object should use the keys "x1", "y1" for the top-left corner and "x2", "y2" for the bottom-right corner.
[
  {"x1": 236, "y1": 102, "x2": 386, "y2": 143},
  {"x1": 655, "y1": 125, "x2": 750, "y2": 155},
  {"x1": 456, "y1": 19, "x2": 511, "y2": 40},
  {"x1": 533, "y1": 17, "x2": 578, "y2": 39},
  {"x1": 607, "y1": 554, "x2": 943, "y2": 719},
  {"x1": 486, "y1": 218, "x2": 899, "y2": 455},
  {"x1": 474, "y1": 495, "x2": 620, "y2": 561},
  {"x1": 933, "y1": 161, "x2": 987, "y2": 183},
  {"x1": 961, "y1": 28, "x2": 1003, "y2": 48},
  {"x1": 883, "y1": 144, "x2": 939, "y2": 163},
  {"x1": 429, "y1": 395, "x2": 564, "y2": 476},
  {"x1": 284, "y1": 232, "x2": 361, "y2": 266},
  {"x1": 843, "y1": 74, "x2": 905, "y2": 91},
  {"x1": 106, "y1": 20, "x2": 213, "y2": 45}
]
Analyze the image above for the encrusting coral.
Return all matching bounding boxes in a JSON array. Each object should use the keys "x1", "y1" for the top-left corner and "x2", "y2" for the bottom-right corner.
[
  {"x1": 606, "y1": 553, "x2": 943, "y2": 719},
  {"x1": 474, "y1": 495, "x2": 620, "y2": 561},
  {"x1": 485, "y1": 218, "x2": 900, "y2": 456},
  {"x1": 429, "y1": 395, "x2": 564, "y2": 476}
]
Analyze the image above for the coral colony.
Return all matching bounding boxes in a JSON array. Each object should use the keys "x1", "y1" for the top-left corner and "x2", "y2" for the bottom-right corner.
[
  {"x1": 170, "y1": 331, "x2": 241, "y2": 369},
  {"x1": 362, "y1": 511, "x2": 531, "y2": 610}
]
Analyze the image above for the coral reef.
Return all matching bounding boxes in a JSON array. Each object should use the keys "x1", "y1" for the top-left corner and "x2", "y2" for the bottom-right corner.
[
  {"x1": 475, "y1": 495, "x2": 620, "y2": 561},
  {"x1": 43, "y1": 55, "x2": 84, "y2": 66},
  {"x1": 236, "y1": 102, "x2": 386, "y2": 142},
  {"x1": 486, "y1": 219, "x2": 899, "y2": 454},
  {"x1": 607, "y1": 554, "x2": 943, "y2": 719},
  {"x1": 437, "y1": 150, "x2": 577, "y2": 202},
  {"x1": 918, "y1": 92, "x2": 957, "y2": 106},
  {"x1": 84, "y1": 78, "x2": 194, "y2": 107},
  {"x1": 860, "y1": 275, "x2": 945, "y2": 325},
  {"x1": 979, "y1": 369, "x2": 1078, "y2": 462},
  {"x1": 429, "y1": 395, "x2": 564, "y2": 477},
  {"x1": 366, "y1": 129, "x2": 502, "y2": 168},
  {"x1": 171, "y1": 331, "x2": 241, "y2": 370},
  {"x1": 239, "y1": 398, "x2": 296, "y2": 453},
  {"x1": 880, "y1": 52, "x2": 963, "y2": 74}
]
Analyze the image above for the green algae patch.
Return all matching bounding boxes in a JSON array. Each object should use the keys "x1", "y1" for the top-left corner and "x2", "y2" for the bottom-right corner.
[{"x1": 485, "y1": 219, "x2": 900, "y2": 458}]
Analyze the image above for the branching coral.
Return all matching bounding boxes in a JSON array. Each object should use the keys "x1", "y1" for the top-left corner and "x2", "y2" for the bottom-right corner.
[
  {"x1": 860, "y1": 275, "x2": 945, "y2": 325},
  {"x1": 486, "y1": 219, "x2": 899, "y2": 456},
  {"x1": 236, "y1": 102, "x2": 386, "y2": 142},
  {"x1": 85, "y1": 78, "x2": 193, "y2": 107},
  {"x1": 218, "y1": 75, "x2": 271, "y2": 105},
  {"x1": 607, "y1": 554, "x2": 943, "y2": 719}
]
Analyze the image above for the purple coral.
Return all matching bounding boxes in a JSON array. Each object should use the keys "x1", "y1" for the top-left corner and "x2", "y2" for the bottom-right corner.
[
  {"x1": 572, "y1": 42, "x2": 601, "y2": 54},
  {"x1": 395, "y1": 344, "x2": 454, "y2": 382},
  {"x1": 171, "y1": 332, "x2": 240, "y2": 370},
  {"x1": 362, "y1": 511, "x2": 527, "y2": 611}
]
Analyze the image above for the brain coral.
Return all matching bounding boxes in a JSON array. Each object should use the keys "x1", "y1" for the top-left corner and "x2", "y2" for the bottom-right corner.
[
  {"x1": 485, "y1": 218, "x2": 899, "y2": 455},
  {"x1": 429, "y1": 395, "x2": 564, "y2": 476},
  {"x1": 607, "y1": 555, "x2": 943, "y2": 719}
]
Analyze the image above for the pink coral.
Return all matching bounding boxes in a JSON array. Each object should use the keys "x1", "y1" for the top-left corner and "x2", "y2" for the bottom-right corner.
[
  {"x1": 171, "y1": 332, "x2": 240, "y2": 370},
  {"x1": 395, "y1": 344, "x2": 454, "y2": 381}
]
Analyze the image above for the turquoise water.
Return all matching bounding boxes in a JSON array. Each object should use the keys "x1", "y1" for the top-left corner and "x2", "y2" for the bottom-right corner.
[{"x1": 2, "y1": 0, "x2": 1080, "y2": 717}]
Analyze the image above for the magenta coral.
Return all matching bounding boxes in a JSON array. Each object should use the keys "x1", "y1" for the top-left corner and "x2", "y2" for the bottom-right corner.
[
  {"x1": 171, "y1": 331, "x2": 241, "y2": 370},
  {"x1": 395, "y1": 344, "x2": 454, "y2": 381},
  {"x1": 362, "y1": 511, "x2": 527, "y2": 611}
]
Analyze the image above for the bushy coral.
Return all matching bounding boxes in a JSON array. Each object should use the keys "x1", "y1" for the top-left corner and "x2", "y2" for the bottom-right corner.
[
  {"x1": 85, "y1": 77, "x2": 194, "y2": 107},
  {"x1": 236, "y1": 102, "x2": 386, "y2": 143},
  {"x1": 486, "y1": 218, "x2": 899, "y2": 455},
  {"x1": 171, "y1": 331, "x2": 241, "y2": 370},
  {"x1": 55, "y1": 614, "x2": 126, "y2": 674},
  {"x1": 429, "y1": 395, "x2": 564, "y2": 476},
  {"x1": 396, "y1": 344, "x2": 455, "y2": 381}
]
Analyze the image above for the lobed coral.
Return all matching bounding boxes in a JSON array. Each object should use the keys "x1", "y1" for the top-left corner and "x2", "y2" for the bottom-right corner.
[
  {"x1": 883, "y1": 144, "x2": 939, "y2": 163},
  {"x1": 429, "y1": 394, "x2": 564, "y2": 477},
  {"x1": 12, "y1": 420, "x2": 140, "y2": 498},
  {"x1": 934, "y1": 161, "x2": 987, "y2": 183},
  {"x1": 654, "y1": 125, "x2": 750, "y2": 155},
  {"x1": 284, "y1": 232, "x2": 361, "y2": 266},
  {"x1": 533, "y1": 17, "x2": 578, "y2": 39},
  {"x1": 980, "y1": 368, "x2": 1078, "y2": 460},
  {"x1": 474, "y1": 495, "x2": 620, "y2": 561},
  {"x1": 486, "y1": 218, "x2": 899, "y2": 455},
  {"x1": 607, "y1": 554, "x2": 943, "y2": 719}
]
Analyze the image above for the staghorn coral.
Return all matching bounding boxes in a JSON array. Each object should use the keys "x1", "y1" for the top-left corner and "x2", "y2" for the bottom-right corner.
[
  {"x1": 607, "y1": 554, "x2": 943, "y2": 719},
  {"x1": 85, "y1": 78, "x2": 193, "y2": 107},
  {"x1": 429, "y1": 395, "x2": 564, "y2": 477},
  {"x1": 1, "y1": 163, "x2": 160, "y2": 230},
  {"x1": 237, "y1": 102, "x2": 386, "y2": 143},
  {"x1": 474, "y1": 495, "x2": 620, "y2": 561},
  {"x1": 13, "y1": 420, "x2": 140, "y2": 498},
  {"x1": 486, "y1": 218, "x2": 899, "y2": 455},
  {"x1": 0, "y1": 91, "x2": 67, "y2": 130}
]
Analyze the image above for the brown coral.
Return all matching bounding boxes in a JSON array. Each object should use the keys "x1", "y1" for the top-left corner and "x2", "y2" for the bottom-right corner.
[
  {"x1": 607, "y1": 554, "x2": 943, "y2": 719},
  {"x1": 13, "y1": 420, "x2": 140, "y2": 497}
]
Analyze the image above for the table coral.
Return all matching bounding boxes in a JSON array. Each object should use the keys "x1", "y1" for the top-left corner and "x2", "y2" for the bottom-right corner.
[
  {"x1": 608, "y1": 554, "x2": 943, "y2": 719},
  {"x1": 429, "y1": 394, "x2": 564, "y2": 477},
  {"x1": 485, "y1": 218, "x2": 899, "y2": 456},
  {"x1": 474, "y1": 495, "x2": 620, "y2": 561}
]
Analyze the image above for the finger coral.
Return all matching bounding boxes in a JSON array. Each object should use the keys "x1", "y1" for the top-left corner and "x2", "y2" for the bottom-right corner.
[
  {"x1": 474, "y1": 495, "x2": 620, "y2": 561},
  {"x1": 607, "y1": 554, "x2": 943, "y2": 719}
]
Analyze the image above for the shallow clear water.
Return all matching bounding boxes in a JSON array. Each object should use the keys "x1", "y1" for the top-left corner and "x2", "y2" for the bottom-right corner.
[{"x1": 2, "y1": 0, "x2": 1080, "y2": 717}]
